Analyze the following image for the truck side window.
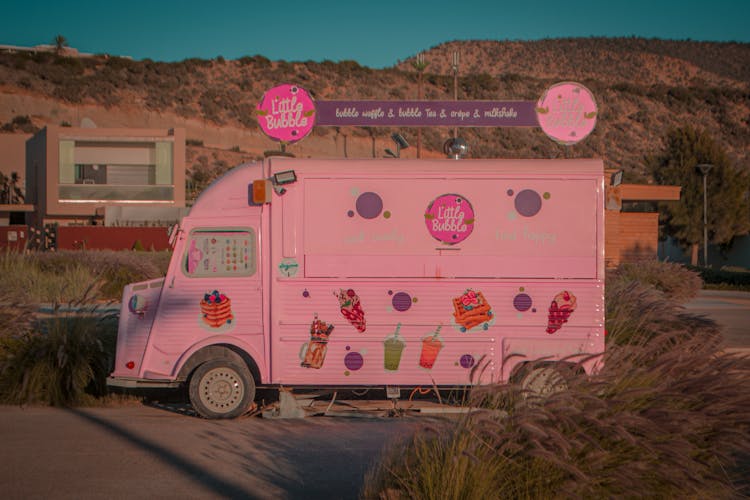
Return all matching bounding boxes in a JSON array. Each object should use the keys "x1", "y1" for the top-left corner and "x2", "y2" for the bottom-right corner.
[{"x1": 183, "y1": 228, "x2": 257, "y2": 278}]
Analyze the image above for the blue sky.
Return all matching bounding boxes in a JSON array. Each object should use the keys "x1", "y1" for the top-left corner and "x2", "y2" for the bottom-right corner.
[{"x1": 2, "y1": 0, "x2": 747, "y2": 68}]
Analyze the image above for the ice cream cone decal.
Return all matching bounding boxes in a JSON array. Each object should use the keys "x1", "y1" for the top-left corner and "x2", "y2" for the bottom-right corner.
[
  {"x1": 546, "y1": 291, "x2": 577, "y2": 334},
  {"x1": 335, "y1": 288, "x2": 366, "y2": 332}
]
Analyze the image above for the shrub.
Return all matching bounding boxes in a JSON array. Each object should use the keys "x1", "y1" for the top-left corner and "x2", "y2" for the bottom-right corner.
[
  {"x1": 608, "y1": 261, "x2": 702, "y2": 302},
  {"x1": 363, "y1": 261, "x2": 748, "y2": 498},
  {"x1": 689, "y1": 265, "x2": 750, "y2": 290},
  {"x1": 0, "y1": 305, "x2": 118, "y2": 406},
  {"x1": 365, "y1": 330, "x2": 749, "y2": 498},
  {"x1": 604, "y1": 279, "x2": 719, "y2": 347}
]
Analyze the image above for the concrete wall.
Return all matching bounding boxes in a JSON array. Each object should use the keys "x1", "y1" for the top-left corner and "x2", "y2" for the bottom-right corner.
[
  {"x1": 56, "y1": 226, "x2": 170, "y2": 251},
  {"x1": 0, "y1": 133, "x2": 31, "y2": 180}
]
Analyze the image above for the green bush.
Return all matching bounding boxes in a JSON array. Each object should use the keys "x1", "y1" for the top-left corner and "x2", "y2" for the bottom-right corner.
[
  {"x1": 689, "y1": 265, "x2": 750, "y2": 290},
  {"x1": 0, "y1": 306, "x2": 118, "y2": 406}
]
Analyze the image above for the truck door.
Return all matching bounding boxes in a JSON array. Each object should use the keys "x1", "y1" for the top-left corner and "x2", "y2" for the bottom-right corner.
[{"x1": 140, "y1": 219, "x2": 264, "y2": 379}]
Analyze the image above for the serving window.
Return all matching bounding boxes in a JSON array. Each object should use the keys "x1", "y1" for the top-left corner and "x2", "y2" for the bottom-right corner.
[{"x1": 183, "y1": 228, "x2": 256, "y2": 278}]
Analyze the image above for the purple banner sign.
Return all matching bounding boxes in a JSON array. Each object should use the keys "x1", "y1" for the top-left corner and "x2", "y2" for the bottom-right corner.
[{"x1": 315, "y1": 101, "x2": 538, "y2": 127}]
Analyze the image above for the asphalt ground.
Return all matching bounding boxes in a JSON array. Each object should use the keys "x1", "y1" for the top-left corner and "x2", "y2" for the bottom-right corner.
[
  {"x1": 684, "y1": 289, "x2": 750, "y2": 351},
  {"x1": 0, "y1": 404, "x2": 427, "y2": 500}
]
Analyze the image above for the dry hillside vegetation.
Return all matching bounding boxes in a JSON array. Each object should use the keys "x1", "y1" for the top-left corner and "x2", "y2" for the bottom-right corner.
[{"x1": 0, "y1": 38, "x2": 748, "y2": 180}]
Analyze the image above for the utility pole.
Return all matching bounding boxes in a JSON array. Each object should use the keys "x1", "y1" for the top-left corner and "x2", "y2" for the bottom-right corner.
[
  {"x1": 452, "y1": 50, "x2": 459, "y2": 139},
  {"x1": 696, "y1": 163, "x2": 713, "y2": 267},
  {"x1": 412, "y1": 53, "x2": 428, "y2": 159}
]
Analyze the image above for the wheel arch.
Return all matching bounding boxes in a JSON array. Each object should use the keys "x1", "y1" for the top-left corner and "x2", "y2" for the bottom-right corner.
[{"x1": 176, "y1": 343, "x2": 261, "y2": 386}]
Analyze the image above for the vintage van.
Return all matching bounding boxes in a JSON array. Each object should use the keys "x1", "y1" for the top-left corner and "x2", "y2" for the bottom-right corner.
[{"x1": 108, "y1": 157, "x2": 605, "y2": 418}]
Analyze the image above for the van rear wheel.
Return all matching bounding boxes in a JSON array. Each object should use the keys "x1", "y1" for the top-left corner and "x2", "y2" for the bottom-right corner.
[{"x1": 189, "y1": 359, "x2": 255, "y2": 419}]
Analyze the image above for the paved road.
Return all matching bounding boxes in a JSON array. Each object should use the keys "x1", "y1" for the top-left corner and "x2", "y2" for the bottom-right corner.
[
  {"x1": 684, "y1": 289, "x2": 750, "y2": 350},
  {"x1": 0, "y1": 405, "x2": 426, "y2": 500}
]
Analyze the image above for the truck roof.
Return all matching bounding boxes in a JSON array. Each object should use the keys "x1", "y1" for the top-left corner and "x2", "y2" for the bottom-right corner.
[{"x1": 188, "y1": 157, "x2": 604, "y2": 219}]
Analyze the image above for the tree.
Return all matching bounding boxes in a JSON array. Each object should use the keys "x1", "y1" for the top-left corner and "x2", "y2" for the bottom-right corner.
[
  {"x1": 647, "y1": 125, "x2": 750, "y2": 265},
  {"x1": 52, "y1": 34, "x2": 68, "y2": 55}
]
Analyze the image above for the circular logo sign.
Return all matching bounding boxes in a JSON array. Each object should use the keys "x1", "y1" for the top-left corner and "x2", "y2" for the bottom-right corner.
[
  {"x1": 536, "y1": 82, "x2": 597, "y2": 145},
  {"x1": 256, "y1": 84, "x2": 316, "y2": 143},
  {"x1": 424, "y1": 194, "x2": 475, "y2": 245}
]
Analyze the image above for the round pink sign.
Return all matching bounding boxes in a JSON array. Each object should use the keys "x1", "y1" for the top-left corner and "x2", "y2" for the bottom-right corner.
[
  {"x1": 424, "y1": 194, "x2": 475, "y2": 245},
  {"x1": 256, "y1": 84, "x2": 316, "y2": 143},
  {"x1": 536, "y1": 82, "x2": 597, "y2": 145}
]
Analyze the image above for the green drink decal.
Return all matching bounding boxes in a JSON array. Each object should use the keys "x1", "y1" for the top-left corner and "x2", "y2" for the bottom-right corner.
[{"x1": 384, "y1": 323, "x2": 406, "y2": 371}]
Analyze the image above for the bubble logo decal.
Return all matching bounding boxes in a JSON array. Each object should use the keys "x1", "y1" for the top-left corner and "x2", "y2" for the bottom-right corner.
[
  {"x1": 424, "y1": 194, "x2": 475, "y2": 245},
  {"x1": 536, "y1": 82, "x2": 597, "y2": 145},
  {"x1": 256, "y1": 84, "x2": 315, "y2": 143}
]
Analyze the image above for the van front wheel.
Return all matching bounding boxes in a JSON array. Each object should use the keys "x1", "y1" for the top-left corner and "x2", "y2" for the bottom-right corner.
[{"x1": 189, "y1": 359, "x2": 255, "y2": 419}]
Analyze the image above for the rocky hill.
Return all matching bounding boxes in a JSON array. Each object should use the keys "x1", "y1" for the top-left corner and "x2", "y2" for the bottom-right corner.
[{"x1": 0, "y1": 37, "x2": 748, "y2": 183}]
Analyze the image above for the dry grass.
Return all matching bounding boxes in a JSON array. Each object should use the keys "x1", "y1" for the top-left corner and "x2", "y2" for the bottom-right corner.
[
  {"x1": 362, "y1": 263, "x2": 749, "y2": 498},
  {"x1": 0, "y1": 302, "x2": 118, "y2": 406},
  {"x1": 0, "y1": 249, "x2": 170, "y2": 302},
  {"x1": 0, "y1": 249, "x2": 169, "y2": 406},
  {"x1": 608, "y1": 260, "x2": 703, "y2": 303}
]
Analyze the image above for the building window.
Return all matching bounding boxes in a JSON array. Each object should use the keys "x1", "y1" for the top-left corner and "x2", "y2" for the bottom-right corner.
[
  {"x1": 183, "y1": 228, "x2": 257, "y2": 278},
  {"x1": 58, "y1": 139, "x2": 174, "y2": 202}
]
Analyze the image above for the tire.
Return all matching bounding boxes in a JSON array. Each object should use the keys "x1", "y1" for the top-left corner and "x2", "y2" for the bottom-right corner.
[
  {"x1": 516, "y1": 364, "x2": 568, "y2": 402},
  {"x1": 188, "y1": 359, "x2": 255, "y2": 419}
]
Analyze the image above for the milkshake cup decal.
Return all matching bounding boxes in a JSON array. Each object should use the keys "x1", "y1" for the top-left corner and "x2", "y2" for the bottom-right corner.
[
  {"x1": 419, "y1": 324, "x2": 444, "y2": 370},
  {"x1": 300, "y1": 314, "x2": 334, "y2": 369},
  {"x1": 383, "y1": 323, "x2": 406, "y2": 371}
]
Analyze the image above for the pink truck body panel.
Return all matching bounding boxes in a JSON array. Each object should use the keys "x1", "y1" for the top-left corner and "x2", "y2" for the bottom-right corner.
[{"x1": 111, "y1": 158, "x2": 605, "y2": 388}]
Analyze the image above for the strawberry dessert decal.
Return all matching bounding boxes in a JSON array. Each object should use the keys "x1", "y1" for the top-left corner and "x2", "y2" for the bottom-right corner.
[
  {"x1": 546, "y1": 291, "x2": 577, "y2": 334},
  {"x1": 335, "y1": 288, "x2": 366, "y2": 332}
]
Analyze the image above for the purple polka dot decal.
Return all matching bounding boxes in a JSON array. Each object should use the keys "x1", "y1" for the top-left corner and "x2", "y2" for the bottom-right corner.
[
  {"x1": 302, "y1": 289, "x2": 310, "y2": 298},
  {"x1": 392, "y1": 292, "x2": 412, "y2": 312},
  {"x1": 514, "y1": 189, "x2": 543, "y2": 217},
  {"x1": 460, "y1": 354, "x2": 475, "y2": 369},
  {"x1": 355, "y1": 192, "x2": 383, "y2": 219},
  {"x1": 513, "y1": 293, "x2": 532, "y2": 312},
  {"x1": 347, "y1": 210, "x2": 355, "y2": 217},
  {"x1": 506, "y1": 189, "x2": 514, "y2": 196},
  {"x1": 344, "y1": 351, "x2": 364, "y2": 371}
]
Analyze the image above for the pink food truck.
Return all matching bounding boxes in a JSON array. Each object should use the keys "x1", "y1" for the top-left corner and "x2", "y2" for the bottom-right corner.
[{"x1": 108, "y1": 157, "x2": 605, "y2": 418}]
